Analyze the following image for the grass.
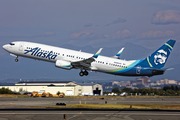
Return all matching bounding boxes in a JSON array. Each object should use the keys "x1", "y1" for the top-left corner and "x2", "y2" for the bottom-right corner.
[
  {"x1": 66, "y1": 104, "x2": 147, "y2": 109},
  {"x1": 19, "y1": 104, "x2": 180, "y2": 110},
  {"x1": 0, "y1": 94, "x2": 30, "y2": 98},
  {"x1": 66, "y1": 104, "x2": 180, "y2": 109}
]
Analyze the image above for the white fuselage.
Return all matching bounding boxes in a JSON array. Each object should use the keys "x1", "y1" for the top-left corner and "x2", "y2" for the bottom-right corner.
[
  {"x1": 3, "y1": 40, "x2": 176, "y2": 77},
  {"x1": 3, "y1": 41, "x2": 136, "y2": 75}
]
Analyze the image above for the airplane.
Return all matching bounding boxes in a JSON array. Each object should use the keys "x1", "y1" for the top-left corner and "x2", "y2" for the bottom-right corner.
[{"x1": 2, "y1": 39, "x2": 175, "y2": 77}]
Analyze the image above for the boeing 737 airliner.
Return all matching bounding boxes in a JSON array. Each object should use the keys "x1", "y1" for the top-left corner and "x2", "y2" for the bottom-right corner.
[{"x1": 2, "y1": 40, "x2": 175, "y2": 77}]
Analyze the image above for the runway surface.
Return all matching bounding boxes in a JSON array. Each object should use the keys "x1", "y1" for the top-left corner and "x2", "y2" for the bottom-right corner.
[
  {"x1": 0, "y1": 97, "x2": 180, "y2": 120},
  {"x1": 0, "y1": 110, "x2": 180, "y2": 120}
]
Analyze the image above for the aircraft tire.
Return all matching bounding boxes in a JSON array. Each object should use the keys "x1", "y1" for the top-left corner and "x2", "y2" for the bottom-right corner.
[
  {"x1": 84, "y1": 71, "x2": 88, "y2": 76},
  {"x1": 79, "y1": 72, "x2": 84, "y2": 77},
  {"x1": 15, "y1": 59, "x2": 18, "y2": 62}
]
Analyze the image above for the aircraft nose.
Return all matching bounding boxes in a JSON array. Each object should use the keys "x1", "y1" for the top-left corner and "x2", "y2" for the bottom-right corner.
[{"x1": 2, "y1": 44, "x2": 8, "y2": 50}]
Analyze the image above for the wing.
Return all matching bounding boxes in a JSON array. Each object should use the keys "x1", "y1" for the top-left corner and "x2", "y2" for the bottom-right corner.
[{"x1": 71, "y1": 48, "x2": 103, "y2": 70}]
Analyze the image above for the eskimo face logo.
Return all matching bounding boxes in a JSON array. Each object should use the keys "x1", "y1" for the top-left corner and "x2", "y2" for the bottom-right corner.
[{"x1": 154, "y1": 49, "x2": 167, "y2": 65}]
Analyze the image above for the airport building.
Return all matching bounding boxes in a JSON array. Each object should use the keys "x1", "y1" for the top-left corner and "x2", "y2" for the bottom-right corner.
[
  {"x1": 78, "y1": 83, "x2": 103, "y2": 96},
  {"x1": 0, "y1": 81, "x2": 103, "y2": 96}
]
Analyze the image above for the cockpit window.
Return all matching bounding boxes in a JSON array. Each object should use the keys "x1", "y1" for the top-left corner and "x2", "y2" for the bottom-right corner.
[{"x1": 9, "y1": 43, "x2": 15, "y2": 45}]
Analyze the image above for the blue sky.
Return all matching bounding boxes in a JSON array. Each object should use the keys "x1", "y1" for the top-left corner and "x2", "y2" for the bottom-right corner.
[{"x1": 0, "y1": 0, "x2": 180, "y2": 81}]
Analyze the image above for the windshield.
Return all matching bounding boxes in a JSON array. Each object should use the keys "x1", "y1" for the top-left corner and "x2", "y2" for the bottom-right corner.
[{"x1": 9, "y1": 43, "x2": 15, "y2": 45}]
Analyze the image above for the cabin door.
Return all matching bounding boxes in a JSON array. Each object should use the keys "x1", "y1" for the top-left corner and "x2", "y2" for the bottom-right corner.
[
  {"x1": 19, "y1": 43, "x2": 24, "y2": 51},
  {"x1": 136, "y1": 66, "x2": 141, "y2": 74}
]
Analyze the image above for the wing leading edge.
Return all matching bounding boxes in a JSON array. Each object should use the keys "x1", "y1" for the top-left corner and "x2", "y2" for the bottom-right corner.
[{"x1": 71, "y1": 48, "x2": 103, "y2": 70}]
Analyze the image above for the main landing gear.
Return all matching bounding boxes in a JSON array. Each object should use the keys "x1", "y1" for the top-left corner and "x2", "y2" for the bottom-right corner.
[
  {"x1": 15, "y1": 56, "x2": 18, "y2": 62},
  {"x1": 79, "y1": 70, "x2": 89, "y2": 77}
]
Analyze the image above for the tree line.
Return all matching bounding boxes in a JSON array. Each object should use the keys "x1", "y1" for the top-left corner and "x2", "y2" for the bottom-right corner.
[
  {"x1": 0, "y1": 87, "x2": 14, "y2": 94},
  {"x1": 107, "y1": 85, "x2": 180, "y2": 96}
]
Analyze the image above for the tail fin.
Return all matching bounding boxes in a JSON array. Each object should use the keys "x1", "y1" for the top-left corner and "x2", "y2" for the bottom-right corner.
[{"x1": 146, "y1": 39, "x2": 176, "y2": 69}]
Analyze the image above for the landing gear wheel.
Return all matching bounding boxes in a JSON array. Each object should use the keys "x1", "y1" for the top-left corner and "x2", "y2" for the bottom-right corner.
[
  {"x1": 15, "y1": 59, "x2": 18, "y2": 62},
  {"x1": 79, "y1": 72, "x2": 84, "y2": 77},
  {"x1": 84, "y1": 71, "x2": 89, "y2": 76}
]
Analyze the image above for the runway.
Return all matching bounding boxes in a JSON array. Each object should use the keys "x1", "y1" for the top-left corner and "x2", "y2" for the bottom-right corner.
[
  {"x1": 0, "y1": 110, "x2": 180, "y2": 120},
  {"x1": 0, "y1": 97, "x2": 180, "y2": 119}
]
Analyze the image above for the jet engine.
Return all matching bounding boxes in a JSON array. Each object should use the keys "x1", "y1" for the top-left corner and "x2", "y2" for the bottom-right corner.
[{"x1": 55, "y1": 60, "x2": 72, "y2": 70}]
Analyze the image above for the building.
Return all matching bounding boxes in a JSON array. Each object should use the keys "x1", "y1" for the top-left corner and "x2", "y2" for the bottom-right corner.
[
  {"x1": 78, "y1": 83, "x2": 103, "y2": 96},
  {"x1": 136, "y1": 77, "x2": 149, "y2": 85},
  {"x1": 111, "y1": 81, "x2": 120, "y2": 86},
  {"x1": 168, "y1": 80, "x2": 177, "y2": 85},
  {"x1": 155, "y1": 79, "x2": 177, "y2": 86},
  {"x1": 159, "y1": 79, "x2": 169, "y2": 85},
  {"x1": 0, "y1": 81, "x2": 103, "y2": 96},
  {"x1": 15, "y1": 81, "x2": 76, "y2": 86}
]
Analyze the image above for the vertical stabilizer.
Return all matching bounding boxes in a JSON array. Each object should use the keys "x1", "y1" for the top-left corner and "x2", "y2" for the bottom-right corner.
[{"x1": 146, "y1": 40, "x2": 176, "y2": 69}]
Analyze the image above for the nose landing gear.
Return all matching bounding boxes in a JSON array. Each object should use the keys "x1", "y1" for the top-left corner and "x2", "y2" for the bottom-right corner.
[
  {"x1": 15, "y1": 56, "x2": 18, "y2": 62},
  {"x1": 79, "y1": 70, "x2": 89, "y2": 77}
]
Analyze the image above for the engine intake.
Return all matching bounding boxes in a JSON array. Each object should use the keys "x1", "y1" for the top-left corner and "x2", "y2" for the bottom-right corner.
[{"x1": 55, "y1": 60, "x2": 72, "y2": 70}]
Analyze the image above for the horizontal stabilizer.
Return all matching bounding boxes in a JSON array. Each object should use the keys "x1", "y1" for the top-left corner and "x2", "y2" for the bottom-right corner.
[
  {"x1": 150, "y1": 68, "x2": 174, "y2": 76},
  {"x1": 150, "y1": 68, "x2": 174, "y2": 72}
]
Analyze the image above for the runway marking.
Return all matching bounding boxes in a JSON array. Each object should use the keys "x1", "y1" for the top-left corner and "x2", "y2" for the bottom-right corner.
[
  {"x1": 0, "y1": 113, "x2": 180, "y2": 116},
  {"x1": 67, "y1": 114, "x2": 78, "y2": 120}
]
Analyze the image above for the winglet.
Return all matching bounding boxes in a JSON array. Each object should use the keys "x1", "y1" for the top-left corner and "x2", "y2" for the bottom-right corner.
[
  {"x1": 112, "y1": 47, "x2": 125, "y2": 59},
  {"x1": 93, "y1": 48, "x2": 103, "y2": 58},
  {"x1": 116, "y1": 47, "x2": 124, "y2": 57}
]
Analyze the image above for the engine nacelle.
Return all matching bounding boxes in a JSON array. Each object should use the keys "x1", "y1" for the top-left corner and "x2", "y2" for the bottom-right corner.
[{"x1": 55, "y1": 60, "x2": 72, "y2": 70}]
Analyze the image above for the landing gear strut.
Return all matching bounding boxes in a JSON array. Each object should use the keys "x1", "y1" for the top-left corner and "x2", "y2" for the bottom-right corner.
[
  {"x1": 79, "y1": 70, "x2": 89, "y2": 77},
  {"x1": 15, "y1": 56, "x2": 18, "y2": 62}
]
